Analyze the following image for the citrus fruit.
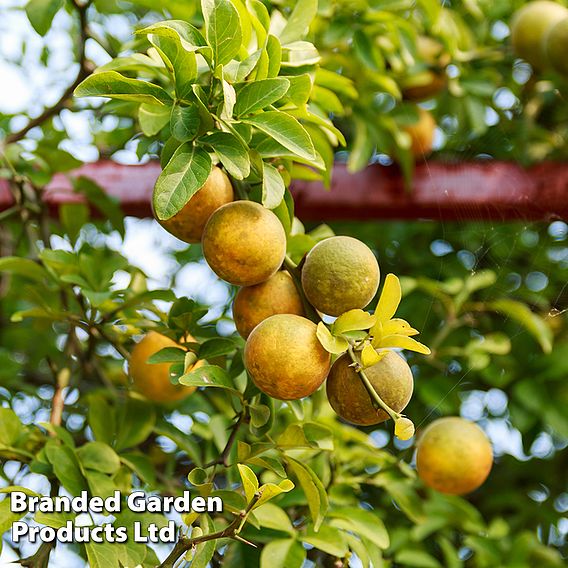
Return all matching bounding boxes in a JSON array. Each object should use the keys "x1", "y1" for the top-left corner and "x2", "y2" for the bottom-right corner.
[
  {"x1": 301, "y1": 236, "x2": 380, "y2": 316},
  {"x1": 244, "y1": 314, "x2": 331, "y2": 400}
]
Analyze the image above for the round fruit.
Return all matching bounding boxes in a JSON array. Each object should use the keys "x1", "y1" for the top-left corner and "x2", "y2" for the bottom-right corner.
[
  {"x1": 403, "y1": 108, "x2": 436, "y2": 158},
  {"x1": 416, "y1": 416, "x2": 493, "y2": 495},
  {"x1": 158, "y1": 166, "x2": 234, "y2": 243},
  {"x1": 511, "y1": 1, "x2": 568, "y2": 69},
  {"x1": 326, "y1": 351, "x2": 414, "y2": 425},
  {"x1": 202, "y1": 201, "x2": 286, "y2": 286},
  {"x1": 129, "y1": 331, "x2": 201, "y2": 403},
  {"x1": 244, "y1": 314, "x2": 331, "y2": 400},
  {"x1": 301, "y1": 236, "x2": 380, "y2": 316},
  {"x1": 545, "y1": 16, "x2": 568, "y2": 75},
  {"x1": 233, "y1": 271, "x2": 305, "y2": 339}
]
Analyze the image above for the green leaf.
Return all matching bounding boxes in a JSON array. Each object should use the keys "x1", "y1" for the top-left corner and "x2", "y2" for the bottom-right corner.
[
  {"x1": 87, "y1": 395, "x2": 116, "y2": 445},
  {"x1": 0, "y1": 408, "x2": 22, "y2": 446},
  {"x1": 149, "y1": 34, "x2": 197, "y2": 99},
  {"x1": 199, "y1": 337, "x2": 237, "y2": 359},
  {"x1": 281, "y1": 41, "x2": 320, "y2": 67},
  {"x1": 179, "y1": 365, "x2": 242, "y2": 396},
  {"x1": 76, "y1": 442, "x2": 121, "y2": 474},
  {"x1": 329, "y1": 507, "x2": 389, "y2": 549},
  {"x1": 0, "y1": 499, "x2": 26, "y2": 550},
  {"x1": 302, "y1": 525, "x2": 349, "y2": 557},
  {"x1": 115, "y1": 397, "x2": 156, "y2": 451},
  {"x1": 147, "y1": 346, "x2": 187, "y2": 364},
  {"x1": 316, "y1": 322, "x2": 348, "y2": 354},
  {"x1": 235, "y1": 78, "x2": 290, "y2": 117},
  {"x1": 85, "y1": 541, "x2": 122, "y2": 568},
  {"x1": 287, "y1": 458, "x2": 328, "y2": 531},
  {"x1": 44, "y1": 443, "x2": 87, "y2": 496},
  {"x1": 279, "y1": 0, "x2": 317, "y2": 44},
  {"x1": 35, "y1": 510, "x2": 74, "y2": 529},
  {"x1": 153, "y1": 143, "x2": 212, "y2": 220},
  {"x1": 486, "y1": 299, "x2": 553, "y2": 353},
  {"x1": 60, "y1": 203, "x2": 89, "y2": 245},
  {"x1": 0, "y1": 257, "x2": 49, "y2": 282},
  {"x1": 74, "y1": 71, "x2": 172, "y2": 105},
  {"x1": 139, "y1": 103, "x2": 171, "y2": 136},
  {"x1": 253, "y1": 503, "x2": 294, "y2": 535},
  {"x1": 73, "y1": 176, "x2": 125, "y2": 237},
  {"x1": 170, "y1": 105, "x2": 201, "y2": 142},
  {"x1": 237, "y1": 464, "x2": 259, "y2": 502},
  {"x1": 200, "y1": 131, "x2": 250, "y2": 180},
  {"x1": 25, "y1": 0, "x2": 63, "y2": 36},
  {"x1": 221, "y1": 78, "x2": 237, "y2": 120},
  {"x1": 284, "y1": 74, "x2": 312, "y2": 106},
  {"x1": 243, "y1": 111, "x2": 316, "y2": 162},
  {"x1": 333, "y1": 309, "x2": 377, "y2": 335},
  {"x1": 395, "y1": 549, "x2": 442, "y2": 568},
  {"x1": 260, "y1": 539, "x2": 306, "y2": 568},
  {"x1": 202, "y1": 0, "x2": 243, "y2": 66},
  {"x1": 262, "y1": 162, "x2": 286, "y2": 209},
  {"x1": 255, "y1": 479, "x2": 295, "y2": 508}
]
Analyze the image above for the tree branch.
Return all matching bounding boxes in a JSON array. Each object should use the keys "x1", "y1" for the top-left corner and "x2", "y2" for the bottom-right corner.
[
  {"x1": 4, "y1": 0, "x2": 92, "y2": 145},
  {"x1": 158, "y1": 493, "x2": 261, "y2": 568}
]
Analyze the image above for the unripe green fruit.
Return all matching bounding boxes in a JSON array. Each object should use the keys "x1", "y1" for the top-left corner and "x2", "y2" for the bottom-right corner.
[
  {"x1": 301, "y1": 236, "x2": 380, "y2": 316},
  {"x1": 511, "y1": 1, "x2": 568, "y2": 69}
]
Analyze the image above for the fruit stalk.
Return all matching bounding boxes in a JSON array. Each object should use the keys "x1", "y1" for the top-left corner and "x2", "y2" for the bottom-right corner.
[
  {"x1": 346, "y1": 343, "x2": 401, "y2": 422},
  {"x1": 283, "y1": 255, "x2": 321, "y2": 324}
]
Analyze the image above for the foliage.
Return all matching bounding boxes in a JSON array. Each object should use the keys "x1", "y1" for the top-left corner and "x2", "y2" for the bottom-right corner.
[{"x1": 0, "y1": 0, "x2": 567, "y2": 567}]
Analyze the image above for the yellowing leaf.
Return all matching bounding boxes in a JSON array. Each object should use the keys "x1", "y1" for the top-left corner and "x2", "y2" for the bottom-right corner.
[
  {"x1": 394, "y1": 417, "x2": 415, "y2": 440},
  {"x1": 237, "y1": 464, "x2": 259, "y2": 503},
  {"x1": 378, "y1": 335, "x2": 431, "y2": 355},
  {"x1": 381, "y1": 318, "x2": 418, "y2": 337},
  {"x1": 316, "y1": 322, "x2": 348, "y2": 354},
  {"x1": 374, "y1": 274, "x2": 401, "y2": 323},
  {"x1": 254, "y1": 479, "x2": 295, "y2": 509},
  {"x1": 361, "y1": 343, "x2": 383, "y2": 368},
  {"x1": 333, "y1": 309, "x2": 377, "y2": 335}
]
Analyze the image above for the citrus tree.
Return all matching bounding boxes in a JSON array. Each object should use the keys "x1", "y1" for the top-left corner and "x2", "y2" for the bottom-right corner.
[{"x1": 0, "y1": 0, "x2": 567, "y2": 567}]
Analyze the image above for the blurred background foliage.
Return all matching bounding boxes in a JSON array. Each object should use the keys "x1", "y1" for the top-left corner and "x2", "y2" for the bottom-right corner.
[{"x1": 0, "y1": 0, "x2": 567, "y2": 566}]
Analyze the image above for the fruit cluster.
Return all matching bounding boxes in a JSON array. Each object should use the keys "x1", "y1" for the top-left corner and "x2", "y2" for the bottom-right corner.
[{"x1": 129, "y1": 166, "x2": 493, "y2": 496}]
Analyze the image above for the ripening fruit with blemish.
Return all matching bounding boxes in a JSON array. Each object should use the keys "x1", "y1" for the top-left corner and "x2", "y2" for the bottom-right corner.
[
  {"x1": 326, "y1": 351, "x2": 414, "y2": 425},
  {"x1": 416, "y1": 416, "x2": 493, "y2": 495},
  {"x1": 202, "y1": 201, "x2": 287, "y2": 286},
  {"x1": 129, "y1": 331, "x2": 200, "y2": 403},
  {"x1": 157, "y1": 166, "x2": 234, "y2": 243},
  {"x1": 244, "y1": 314, "x2": 331, "y2": 400},
  {"x1": 233, "y1": 271, "x2": 305, "y2": 339},
  {"x1": 301, "y1": 236, "x2": 380, "y2": 316},
  {"x1": 545, "y1": 16, "x2": 568, "y2": 75}
]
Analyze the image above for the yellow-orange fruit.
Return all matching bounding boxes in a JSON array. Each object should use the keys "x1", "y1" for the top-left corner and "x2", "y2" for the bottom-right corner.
[
  {"x1": 233, "y1": 271, "x2": 305, "y2": 339},
  {"x1": 244, "y1": 314, "x2": 331, "y2": 400},
  {"x1": 202, "y1": 201, "x2": 286, "y2": 286},
  {"x1": 511, "y1": 1, "x2": 568, "y2": 69},
  {"x1": 158, "y1": 166, "x2": 234, "y2": 243},
  {"x1": 403, "y1": 108, "x2": 436, "y2": 158},
  {"x1": 301, "y1": 236, "x2": 380, "y2": 317},
  {"x1": 129, "y1": 331, "x2": 200, "y2": 403},
  {"x1": 416, "y1": 416, "x2": 493, "y2": 495},
  {"x1": 326, "y1": 352, "x2": 414, "y2": 425}
]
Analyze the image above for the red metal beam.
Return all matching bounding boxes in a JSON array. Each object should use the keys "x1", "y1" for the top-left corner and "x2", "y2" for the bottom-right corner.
[{"x1": 1, "y1": 160, "x2": 567, "y2": 221}]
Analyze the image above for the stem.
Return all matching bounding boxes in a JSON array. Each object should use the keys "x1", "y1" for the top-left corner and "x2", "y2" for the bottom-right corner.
[
  {"x1": 346, "y1": 344, "x2": 400, "y2": 422},
  {"x1": 202, "y1": 411, "x2": 245, "y2": 469},
  {"x1": 282, "y1": 255, "x2": 321, "y2": 324},
  {"x1": 158, "y1": 494, "x2": 261, "y2": 568}
]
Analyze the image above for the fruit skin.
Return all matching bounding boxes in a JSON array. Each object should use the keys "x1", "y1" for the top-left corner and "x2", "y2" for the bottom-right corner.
[
  {"x1": 301, "y1": 236, "x2": 380, "y2": 317},
  {"x1": 244, "y1": 314, "x2": 331, "y2": 400},
  {"x1": 233, "y1": 271, "x2": 305, "y2": 339},
  {"x1": 511, "y1": 1, "x2": 568, "y2": 69},
  {"x1": 158, "y1": 166, "x2": 234, "y2": 243},
  {"x1": 202, "y1": 201, "x2": 287, "y2": 286},
  {"x1": 129, "y1": 331, "x2": 201, "y2": 403},
  {"x1": 326, "y1": 352, "x2": 414, "y2": 425},
  {"x1": 545, "y1": 16, "x2": 568, "y2": 75},
  {"x1": 403, "y1": 108, "x2": 436, "y2": 158},
  {"x1": 416, "y1": 416, "x2": 493, "y2": 496}
]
